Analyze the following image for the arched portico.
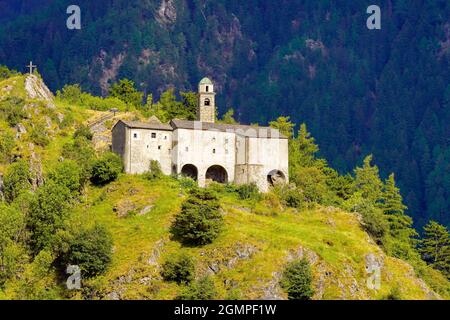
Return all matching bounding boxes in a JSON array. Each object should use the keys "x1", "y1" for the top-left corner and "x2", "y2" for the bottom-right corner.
[
  {"x1": 205, "y1": 165, "x2": 228, "y2": 184},
  {"x1": 181, "y1": 164, "x2": 198, "y2": 181}
]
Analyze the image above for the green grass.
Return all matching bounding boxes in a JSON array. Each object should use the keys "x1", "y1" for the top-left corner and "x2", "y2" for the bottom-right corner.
[{"x1": 65, "y1": 175, "x2": 449, "y2": 300}]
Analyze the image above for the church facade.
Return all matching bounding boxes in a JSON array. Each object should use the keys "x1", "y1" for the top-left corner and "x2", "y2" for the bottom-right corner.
[{"x1": 111, "y1": 78, "x2": 288, "y2": 192}]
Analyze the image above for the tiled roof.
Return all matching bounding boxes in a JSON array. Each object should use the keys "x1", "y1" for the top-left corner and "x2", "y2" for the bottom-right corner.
[
  {"x1": 118, "y1": 120, "x2": 173, "y2": 131},
  {"x1": 115, "y1": 119, "x2": 287, "y2": 139},
  {"x1": 170, "y1": 119, "x2": 287, "y2": 139}
]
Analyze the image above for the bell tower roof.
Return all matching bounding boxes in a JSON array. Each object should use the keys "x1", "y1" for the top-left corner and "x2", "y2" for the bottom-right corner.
[{"x1": 199, "y1": 77, "x2": 213, "y2": 85}]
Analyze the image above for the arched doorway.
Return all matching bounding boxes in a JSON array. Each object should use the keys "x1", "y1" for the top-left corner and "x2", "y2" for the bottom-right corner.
[
  {"x1": 205, "y1": 165, "x2": 228, "y2": 183},
  {"x1": 267, "y1": 170, "x2": 286, "y2": 186},
  {"x1": 181, "y1": 164, "x2": 198, "y2": 181}
]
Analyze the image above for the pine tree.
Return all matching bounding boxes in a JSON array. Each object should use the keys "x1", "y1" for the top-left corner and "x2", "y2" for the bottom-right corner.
[
  {"x1": 353, "y1": 155, "x2": 383, "y2": 203},
  {"x1": 419, "y1": 221, "x2": 450, "y2": 278},
  {"x1": 381, "y1": 174, "x2": 418, "y2": 259},
  {"x1": 269, "y1": 116, "x2": 295, "y2": 139}
]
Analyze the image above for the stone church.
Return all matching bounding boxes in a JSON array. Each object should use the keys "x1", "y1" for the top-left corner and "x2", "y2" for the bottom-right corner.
[{"x1": 111, "y1": 78, "x2": 288, "y2": 192}]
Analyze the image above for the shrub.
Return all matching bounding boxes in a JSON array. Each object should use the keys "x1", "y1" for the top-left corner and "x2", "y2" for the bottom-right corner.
[
  {"x1": 29, "y1": 123, "x2": 50, "y2": 147},
  {"x1": 73, "y1": 124, "x2": 93, "y2": 141},
  {"x1": 57, "y1": 84, "x2": 82, "y2": 104},
  {"x1": 0, "y1": 97, "x2": 26, "y2": 127},
  {"x1": 0, "y1": 130, "x2": 15, "y2": 163},
  {"x1": 177, "y1": 276, "x2": 217, "y2": 300},
  {"x1": 3, "y1": 160, "x2": 31, "y2": 203},
  {"x1": 62, "y1": 224, "x2": 113, "y2": 278},
  {"x1": 143, "y1": 160, "x2": 163, "y2": 180},
  {"x1": 171, "y1": 188, "x2": 223, "y2": 245},
  {"x1": 48, "y1": 160, "x2": 82, "y2": 194},
  {"x1": 384, "y1": 287, "x2": 402, "y2": 300},
  {"x1": 0, "y1": 65, "x2": 18, "y2": 81},
  {"x1": 27, "y1": 181, "x2": 72, "y2": 252},
  {"x1": 91, "y1": 152, "x2": 123, "y2": 186},
  {"x1": 280, "y1": 258, "x2": 314, "y2": 300},
  {"x1": 62, "y1": 137, "x2": 96, "y2": 185},
  {"x1": 275, "y1": 185, "x2": 304, "y2": 209},
  {"x1": 235, "y1": 183, "x2": 260, "y2": 200},
  {"x1": 161, "y1": 253, "x2": 195, "y2": 284}
]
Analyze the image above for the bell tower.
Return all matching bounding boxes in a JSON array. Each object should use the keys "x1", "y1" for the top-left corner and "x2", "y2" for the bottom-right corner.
[{"x1": 197, "y1": 77, "x2": 215, "y2": 123}]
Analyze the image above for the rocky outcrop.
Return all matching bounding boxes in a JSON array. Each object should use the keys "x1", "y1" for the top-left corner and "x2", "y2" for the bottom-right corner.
[
  {"x1": 156, "y1": 0, "x2": 177, "y2": 25},
  {"x1": 24, "y1": 75, "x2": 54, "y2": 104}
]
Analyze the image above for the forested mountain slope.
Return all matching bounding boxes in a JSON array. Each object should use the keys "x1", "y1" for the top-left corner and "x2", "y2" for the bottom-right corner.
[{"x1": 0, "y1": 0, "x2": 448, "y2": 229}]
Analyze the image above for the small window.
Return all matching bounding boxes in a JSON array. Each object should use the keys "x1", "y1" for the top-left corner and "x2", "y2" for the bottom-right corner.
[
  {"x1": 185, "y1": 147, "x2": 189, "y2": 152},
  {"x1": 133, "y1": 133, "x2": 138, "y2": 139},
  {"x1": 151, "y1": 133, "x2": 156, "y2": 138},
  {"x1": 212, "y1": 149, "x2": 216, "y2": 154},
  {"x1": 147, "y1": 145, "x2": 149, "y2": 149},
  {"x1": 225, "y1": 138, "x2": 229, "y2": 144},
  {"x1": 225, "y1": 149, "x2": 229, "y2": 154},
  {"x1": 206, "y1": 86, "x2": 209, "y2": 92},
  {"x1": 212, "y1": 137, "x2": 216, "y2": 142},
  {"x1": 204, "y1": 98, "x2": 210, "y2": 106},
  {"x1": 158, "y1": 145, "x2": 162, "y2": 150},
  {"x1": 164, "y1": 135, "x2": 167, "y2": 140}
]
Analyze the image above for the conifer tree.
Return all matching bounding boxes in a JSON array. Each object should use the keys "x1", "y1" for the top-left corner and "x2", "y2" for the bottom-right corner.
[
  {"x1": 381, "y1": 174, "x2": 418, "y2": 258},
  {"x1": 269, "y1": 116, "x2": 294, "y2": 139},
  {"x1": 419, "y1": 221, "x2": 450, "y2": 278},
  {"x1": 353, "y1": 155, "x2": 383, "y2": 203}
]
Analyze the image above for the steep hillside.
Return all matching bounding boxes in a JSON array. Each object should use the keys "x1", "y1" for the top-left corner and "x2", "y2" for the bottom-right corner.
[
  {"x1": 59, "y1": 175, "x2": 446, "y2": 300},
  {"x1": 0, "y1": 74, "x2": 449, "y2": 300}
]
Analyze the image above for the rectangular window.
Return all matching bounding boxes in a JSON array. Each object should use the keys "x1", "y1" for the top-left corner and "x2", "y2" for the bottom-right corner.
[
  {"x1": 151, "y1": 133, "x2": 156, "y2": 138},
  {"x1": 133, "y1": 133, "x2": 138, "y2": 139},
  {"x1": 164, "y1": 136, "x2": 167, "y2": 140},
  {"x1": 225, "y1": 138, "x2": 229, "y2": 144},
  {"x1": 185, "y1": 147, "x2": 189, "y2": 152},
  {"x1": 213, "y1": 149, "x2": 216, "y2": 154},
  {"x1": 158, "y1": 145, "x2": 161, "y2": 150}
]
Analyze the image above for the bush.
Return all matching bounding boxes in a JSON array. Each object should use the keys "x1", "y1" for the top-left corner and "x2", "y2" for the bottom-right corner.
[
  {"x1": 30, "y1": 123, "x2": 50, "y2": 147},
  {"x1": 57, "y1": 84, "x2": 82, "y2": 104},
  {"x1": 0, "y1": 130, "x2": 15, "y2": 163},
  {"x1": 143, "y1": 160, "x2": 163, "y2": 180},
  {"x1": 176, "y1": 276, "x2": 217, "y2": 300},
  {"x1": 280, "y1": 258, "x2": 314, "y2": 300},
  {"x1": 62, "y1": 137, "x2": 96, "y2": 185},
  {"x1": 62, "y1": 224, "x2": 113, "y2": 278},
  {"x1": 27, "y1": 181, "x2": 72, "y2": 252},
  {"x1": 171, "y1": 188, "x2": 223, "y2": 246},
  {"x1": 3, "y1": 160, "x2": 31, "y2": 203},
  {"x1": 48, "y1": 160, "x2": 82, "y2": 194},
  {"x1": 161, "y1": 253, "x2": 195, "y2": 284},
  {"x1": 0, "y1": 97, "x2": 26, "y2": 127},
  {"x1": 91, "y1": 152, "x2": 123, "y2": 185},
  {"x1": 384, "y1": 287, "x2": 402, "y2": 300},
  {"x1": 235, "y1": 183, "x2": 260, "y2": 200},
  {"x1": 0, "y1": 65, "x2": 18, "y2": 81},
  {"x1": 73, "y1": 124, "x2": 93, "y2": 141},
  {"x1": 275, "y1": 185, "x2": 304, "y2": 209}
]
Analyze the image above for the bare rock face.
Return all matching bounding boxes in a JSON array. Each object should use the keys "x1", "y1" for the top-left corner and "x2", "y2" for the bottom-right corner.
[
  {"x1": 113, "y1": 199, "x2": 137, "y2": 217},
  {"x1": 29, "y1": 153, "x2": 44, "y2": 190},
  {"x1": 24, "y1": 75, "x2": 55, "y2": 105},
  {"x1": 156, "y1": 0, "x2": 177, "y2": 25},
  {"x1": 0, "y1": 174, "x2": 4, "y2": 201},
  {"x1": 14, "y1": 123, "x2": 27, "y2": 138}
]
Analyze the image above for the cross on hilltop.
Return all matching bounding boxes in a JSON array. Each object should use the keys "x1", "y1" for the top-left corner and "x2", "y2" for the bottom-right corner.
[{"x1": 26, "y1": 61, "x2": 37, "y2": 75}]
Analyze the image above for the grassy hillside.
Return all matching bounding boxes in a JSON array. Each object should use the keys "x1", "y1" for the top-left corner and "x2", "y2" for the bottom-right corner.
[
  {"x1": 64, "y1": 174, "x2": 447, "y2": 300},
  {"x1": 0, "y1": 74, "x2": 449, "y2": 300}
]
